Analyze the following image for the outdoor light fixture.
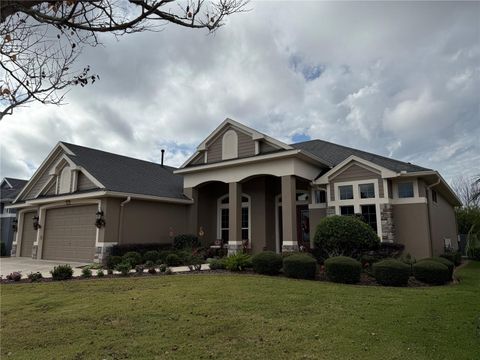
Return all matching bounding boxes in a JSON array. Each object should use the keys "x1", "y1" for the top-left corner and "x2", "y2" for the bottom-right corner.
[
  {"x1": 33, "y1": 215, "x2": 41, "y2": 230},
  {"x1": 12, "y1": 218, "x2": 18, "y2": 232},
  {"x1": 95, "y1": 210, "x2": 105, "y2": 228}
]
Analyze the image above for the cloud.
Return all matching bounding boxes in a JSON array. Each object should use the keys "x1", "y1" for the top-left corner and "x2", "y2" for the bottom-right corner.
[{"x1": 1, "y1": 1, "x2": 478, "y2": 185}]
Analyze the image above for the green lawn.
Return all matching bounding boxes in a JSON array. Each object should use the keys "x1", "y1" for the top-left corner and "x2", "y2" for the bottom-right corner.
[{"x1": 1, "y1": 262, "x2": 479, "y2": 360}]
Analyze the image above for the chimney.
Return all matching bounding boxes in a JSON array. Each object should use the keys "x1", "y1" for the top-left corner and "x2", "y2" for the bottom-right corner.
[{"x1": 161, "y1": 149, "x2": 165, "y2": 166}]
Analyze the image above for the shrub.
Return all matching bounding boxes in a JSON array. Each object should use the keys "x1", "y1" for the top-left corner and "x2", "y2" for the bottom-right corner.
[
  {"x1": 107, "y1": 269, "x2": 114, "y2": 275},
  {"x1": 224, "y1": 253, "x2": 252, "y2": 272},
  {"x1": 419, "y1": 257, "x2": 454, "y2": 279},
  {"x1": 208, "y1": 258, "x2": 226, "y2": 270},
  {"x1": 372, "y1": 259, "x2": 411, "y2": 286},
  {"x1": 145, "y1": 260, "x2": 155, "y2": 268},
  {"x1": 122, "y1": 251, "x2": 142, "y2": 267},
  {"x1": 313, "y1": 215, "x2": 380, "y2": 259},
  {"x1": 81, "y1": 267, "x2": 92, "y2": 278},
  {"x1": 251, "y1": 251, "x2": 283, "y2": 275},
  {"x1": 413, "y1": 260, "x2": 450, "y2": 285},
  {"x1": 165, "y1": 253, "x2": 182, "y2": 267},
  {"x1": 148, "y1": 267, "x2": 156, "y2": 274},
  {"x1": 27, "y1": 272, "x2": 43, "y2": 282},
  {"x1": 110, "y1": 243, "x2": 172, "y2": 257},
  {"x1": 165, "y1": 268, "x2": 173, "y2": 275},
  {"x1": 173, "y1": 234, "x2": 200, "y2": 249},
  {"x1": 0, "y1": 241, "x2": 6, "y2": 256},
  {"x1": 50, "y1": 265, "x2": 73, "y2": 281},
  {"x1": 186, "y1": 255, "x2": 203, "y2": 271},
  {"x1": 6, "y1": 272, "x2": 22, "y2": 281},
  {"x1": 467, "y1": 246, "x2": 480, "y2": 261},
  {"x1": 283, "y1": 254, "x2": 317, "y2": 280},
  {"x1": 106, "y1": 255, "x2": 123, "y2": 270},
  {"x1": 115, "y1": 262, "x2": 132, "y2": 276},
  {"x1": 440, "y1": 251, "x2": 462, "y2": 267},
  {"x1": 324, "y1": 256, "x2": 361, "y2": 284},
  {"x1": 143, "y1": 250, "x2": 160, "y2": 263},
  {"x1": 97, "y1": 270, "x2": 105, "y2": 277},
  {"x1": 158, "y1": 264, "x2": 167, "y2": 273}
]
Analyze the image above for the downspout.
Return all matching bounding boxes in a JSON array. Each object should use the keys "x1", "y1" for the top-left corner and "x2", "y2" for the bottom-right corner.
[
  {"x1": 426, "y1": 176, "x2": 441, "y2": 256},
  {"x1": 118, "y1": 196, "x2": 131, "y2": 244}
]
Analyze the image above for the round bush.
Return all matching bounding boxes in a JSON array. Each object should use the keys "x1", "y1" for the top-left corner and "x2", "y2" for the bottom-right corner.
[
  {"x1": 106, "y1": 255, "x2": 123, "y2": 270},
  {"x1": 419, "y1": 257, "x2": 454, "y2": 279},
  {"x1": 165, "y1": 253, "x2": 182, "y2": 267},
  {"x1": 372, "y1": 259, "x2": 411, "y2": 286},
  {"x1": 324, "y1": 256, "x2": 361, "y2": 284},
  {"x1": 282, "y1": 254, "x2": 317, "y2": 280},
  {"x1": 251, "y1": 251, "x2": 283, "y2": 275},
  {"x1": 50, "y1": 264, "x2": 74, "y2": 281},
  {"x1": 143, "y1": 250, "x2": 160, "y2": 263},
  {"x1": 122, "y1": 251, "x2": 142, "y2": 267},
  {"x1": 440, "y1": 252, "x2": 461, "y2": 266},
  {"x1": 314, "y1": 215, "x2": 380, "y2": 258},
  {"x1": 413, "y1": 260, "x2": 450, "y2": 285}
]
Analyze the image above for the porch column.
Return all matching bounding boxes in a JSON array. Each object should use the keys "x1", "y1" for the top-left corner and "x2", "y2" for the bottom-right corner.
[
  {"x1": 228, "y1": 182, "x2": 243, "y2": 255},
  {"x1": 281, "y1": 175, "x2": 298, "y2": 252},
  {"x1": 184, "y1": 187, "x2": 199, "y2": 236}
]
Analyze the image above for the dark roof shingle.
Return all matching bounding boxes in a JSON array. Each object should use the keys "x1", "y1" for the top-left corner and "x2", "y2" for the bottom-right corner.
[
  {"x1": 291, "y1": 139, "x2": 431, "y2": 173},
  {"x1": 61, "y1": 143, "x2": 187, "y2": 200},
  {"x1": 1, "y1": 178, "x2": 28, "y2": 203}
]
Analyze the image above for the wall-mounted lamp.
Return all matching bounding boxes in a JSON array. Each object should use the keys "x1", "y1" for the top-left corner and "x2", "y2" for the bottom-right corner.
[
  {"x1": 12, "y1": 218, "x2": 18, "y2": 232},
  {"x1": 33, "y1": 215, "x2": 41, "y2": 230},
  {"x1": 95, "y1": 210, "x2": 105, "y2": 228}
]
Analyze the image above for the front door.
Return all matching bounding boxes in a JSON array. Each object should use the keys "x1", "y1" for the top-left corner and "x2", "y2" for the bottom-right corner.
[{"x1": 297, "y1": 205, "x2": 310, "y2": 249}]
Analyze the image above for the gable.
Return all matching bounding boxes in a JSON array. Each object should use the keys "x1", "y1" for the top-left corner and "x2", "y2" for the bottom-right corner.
[
  {"x1": 206, "y1": 125, "x2": 255, "y2": 163},
  {"x1": 329, "y1": 162, "x2": 381, "y2": 182}
]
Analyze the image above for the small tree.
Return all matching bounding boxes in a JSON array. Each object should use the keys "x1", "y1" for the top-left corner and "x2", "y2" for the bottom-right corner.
[{"x1": 313, "y1": 215, "x2": 380, "y2": 259}]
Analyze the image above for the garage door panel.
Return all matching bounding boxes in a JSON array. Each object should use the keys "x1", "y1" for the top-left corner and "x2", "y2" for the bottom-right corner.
[
  {"x1": 42, "y1": 205, "x2": 97, "y2": 262},
  {"x1": 20, "y1": 211, "x2": 37, "y2": 257}
]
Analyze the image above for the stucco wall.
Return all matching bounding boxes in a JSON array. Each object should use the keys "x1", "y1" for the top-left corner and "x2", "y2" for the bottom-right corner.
[
  {"x1": 309, "y1": 208, "x2": 326, "y2": 245},
  {"x1": 428, "y1": 190, "x2": 458, "y2": 255},
  {"x1": 393, "y1": 203, "x2": 431, "y2": 259}
]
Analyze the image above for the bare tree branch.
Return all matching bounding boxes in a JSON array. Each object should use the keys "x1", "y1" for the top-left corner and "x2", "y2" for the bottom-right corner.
[{"x1": 0, "y1": 0, "x2": 248, "y2": 119}]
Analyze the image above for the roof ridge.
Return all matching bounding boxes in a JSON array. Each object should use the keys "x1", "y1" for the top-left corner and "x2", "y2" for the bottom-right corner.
[{"x1": 61, "y1": 142, "x2": 177, "y2": 171}]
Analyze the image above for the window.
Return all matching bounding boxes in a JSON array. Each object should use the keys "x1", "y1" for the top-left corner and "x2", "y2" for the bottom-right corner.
[
  {"x1": 217, "y1": 194, "x2": 250, "y2": 243},
  {"x1": 432, "y1": 190, "x2": 438, "y2": 203},
  {"x1": 58, "y1": 166, "x2": 71, "y2": 194},
  {"x1": 359, "y1": 183, "x2": 375, "y2": 199},
  {"x1": 361, "y1": 205, "x2": 377, "y2": 232},
  {"x1": 398, "y1": 182, "x2": 414, "y2": 198},
  {"x1": 221, "y1": 129, "x2": 238, "y2": 160},
  {"x1": 340, "y1": 205, "x2": 355, "y2": 216},
  {"x1": 314, "y1": 190, "x2": 326, "y2": 204},
  {"x1": 339, "y1": 185, "x2": 353, "y2": 200},
  {"x1": 296, "y1": 192, "x2": 309, "y2": 202}
]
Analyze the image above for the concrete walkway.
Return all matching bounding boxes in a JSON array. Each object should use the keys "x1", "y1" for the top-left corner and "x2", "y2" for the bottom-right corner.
[{"x1": 0, "y1": 257, "x2": 211, "y2": 278}]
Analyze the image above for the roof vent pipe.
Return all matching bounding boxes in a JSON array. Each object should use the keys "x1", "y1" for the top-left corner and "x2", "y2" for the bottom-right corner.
[{"x1": 161, "y1": 149, "x2": 165, "y2": 166}]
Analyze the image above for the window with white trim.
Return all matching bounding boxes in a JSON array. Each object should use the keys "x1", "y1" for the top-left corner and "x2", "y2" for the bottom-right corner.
[
  {"x1": 339, "y1": 185, "x2": 353, "y2": 200},
  {"x1": 398, "y1": 182, "x2": 414, "y2": 198},
  {"x1": 58, "y1": 166, "x2": 71, "y2": 194},
  {"x1": 340, "y1": 205, "x2": 355, "y2": 216},
  {"x1": 359, "y1": 183, "x2": 375, "y2": 199},
  {"x1": 361, "y1": 204, "x2": 377, "y2": 231},
  {"x1": 314, "y1": 189, "x2": 326, "y2": 204},
  {"x1": 217, "y1": 194, "x2": 250, "y2": 243}
]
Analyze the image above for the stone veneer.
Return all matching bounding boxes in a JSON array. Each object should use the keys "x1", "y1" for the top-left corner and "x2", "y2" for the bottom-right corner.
[
  {"x1": 227, "y1": 243, "x2": 243, "y2": 255},
  {"x1": 380, "y1": 204, "x2": 395, "y2": 242},
  {"x1": 95, "y1": 243, "x2": 116, "y2": 264},
  {"x1": 10, "y1": 243, "x2": 17, "y2": 257},
  {"x1": 31, "y1": 245, "x2": 38, "y2": 259}
]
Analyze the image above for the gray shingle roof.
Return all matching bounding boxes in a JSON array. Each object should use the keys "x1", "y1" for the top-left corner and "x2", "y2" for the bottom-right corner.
[
  {"x1": 1, "y1": 178, "x2": 28, "y2": 203},
  {"x1": 61, "y1": 143, "x2": 187, "y2": 200},
  {"x1": 291, "y1": 139, "x2": 431, "y2": 173}
]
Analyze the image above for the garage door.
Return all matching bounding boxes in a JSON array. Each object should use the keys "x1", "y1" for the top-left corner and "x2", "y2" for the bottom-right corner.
[
  {"x1": 20, "y1": 211, "x2": 37, "y2": 257},
  {"x1": 42, "y1": 205, "x2": 97, "y2": 262}
]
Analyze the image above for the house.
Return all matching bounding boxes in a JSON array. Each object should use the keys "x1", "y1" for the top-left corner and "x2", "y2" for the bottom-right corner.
[
  {"x1": 8, "y1": 118, "x2": 460, "y2": 263},
  {"x1": 1, "y1": 177, "x2": 28, "y2": 255}
]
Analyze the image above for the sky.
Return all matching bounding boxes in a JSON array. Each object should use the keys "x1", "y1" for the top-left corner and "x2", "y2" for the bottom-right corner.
[{"x1": 1, "y1": 1, "x2": 479, "y2": 184}]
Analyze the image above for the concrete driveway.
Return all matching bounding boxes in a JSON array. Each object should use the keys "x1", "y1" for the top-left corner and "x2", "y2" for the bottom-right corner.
[{"x1": 0, "y1": 257, "x2": 91, "y2": 278}]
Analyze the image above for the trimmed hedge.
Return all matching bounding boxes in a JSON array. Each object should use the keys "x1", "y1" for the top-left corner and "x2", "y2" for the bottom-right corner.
[
  {"x1": 110, "y1": 243, "x2": 172, "y2": 256},
  {"x1": 419, "y1": 257, "x2": 454, "y2": 279},
  {"x1": 324, "y1": 256, "x2": 361, "y2": 284},
  {"x1": 143, "y1": 250, "x2": 160, "y2": 263},
  {"x1": 440, "y1": 251, "x2": 462, "y2": 266},
  {"x1": 413, "y1": 260, "x2": 450, "y2": 285},
  {"x1": 50, "y1": 264, "x2": 73, "y2": 281},
  {"x1": 372, "y1": 259, "x2": 411, "y2": 286},
  {"x1": 165, "y1": 253, "x2": 182, "y2": 267},
  {"x1": 314, "y1": 215, "x2": 380, "y2": 259},
  {"x1": 173, "y1": 234, "x2": 200, "y2": 249},
  {"x1": 122, "y1": 251, "x2": 142, "y2": 267},
  {"x1": 208, "y1": 258, "x2": 226, "y2": 270},
  {"x1": 251, "y1": 251, "x2": 283, "y2": 275},
  {"x1": 282, "y1": 254, "x2": 317, "y2": 280},
  {"x1": 106, "y1": 255, "x2": 123, "y2": 270}
]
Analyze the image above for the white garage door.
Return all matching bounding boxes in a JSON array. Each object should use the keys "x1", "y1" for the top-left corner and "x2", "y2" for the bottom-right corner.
[{"x1": 42, "y1": 205, "x2": 97, "y2": 262}]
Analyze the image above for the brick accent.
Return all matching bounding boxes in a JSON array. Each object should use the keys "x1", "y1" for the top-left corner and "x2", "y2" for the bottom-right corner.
[
  {"x1": 95, "y1": 243, "x2": 115, "y2": 264},
  {"x1": 380, "y1": 204, "x2": 395, "y2": 242}
]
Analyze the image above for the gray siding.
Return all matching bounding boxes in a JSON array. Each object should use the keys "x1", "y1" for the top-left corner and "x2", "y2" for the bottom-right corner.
[
  {"x1": 329, "y1": 163, "x2": 384, "y2": 200},
  {"x1": 206, "y1": 126, "x2": 255, "y2": 163},
  {"x1": 77, "y1": 172, "x2": 97, "y2": 191},
  {"x1": 259, "y1": 141, "x2": 278, "y2": 154},
  {"x1": 190, "y1": 153, "x2": 205, "y2": 166}
]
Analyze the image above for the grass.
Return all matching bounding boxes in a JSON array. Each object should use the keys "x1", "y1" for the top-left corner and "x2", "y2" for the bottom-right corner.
[{"x1": 1, "y1": 262, "x2": 479, "y2": 360}]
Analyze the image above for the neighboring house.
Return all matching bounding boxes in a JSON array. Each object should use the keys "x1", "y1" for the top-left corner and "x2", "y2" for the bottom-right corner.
[
  {"x1": 8, "y1": 118, "x2": 460, "y2": 263},
  {"x1": 0, "y1": 178, "x2": 28, "y2": 255}
]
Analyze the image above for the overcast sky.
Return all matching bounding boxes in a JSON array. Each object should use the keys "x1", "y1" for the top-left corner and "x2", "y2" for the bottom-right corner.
[{"x1": 1, "y1": 1, "x2": 479, "y2": 184}]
